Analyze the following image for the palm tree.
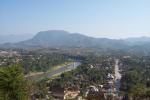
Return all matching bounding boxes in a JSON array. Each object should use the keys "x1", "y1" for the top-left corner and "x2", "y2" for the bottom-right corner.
[{"x1": 0, "y1": 64, "x2": 27, "y2": 100}]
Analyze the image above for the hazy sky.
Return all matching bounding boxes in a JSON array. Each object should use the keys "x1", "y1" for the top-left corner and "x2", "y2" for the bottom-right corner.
[{"x1": 0, "y1": 0, "x2": 150, "y2": 39}]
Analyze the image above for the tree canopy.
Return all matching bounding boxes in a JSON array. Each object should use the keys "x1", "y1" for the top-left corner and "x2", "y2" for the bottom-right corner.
[{"x1": 0, "y1": 64, "x2": 27, "y2": 100}]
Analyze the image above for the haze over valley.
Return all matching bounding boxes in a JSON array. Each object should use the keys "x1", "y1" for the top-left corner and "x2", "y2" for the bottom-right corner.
[{"x1": 1, "y1": 0, "x2": 150, "y2": 100}]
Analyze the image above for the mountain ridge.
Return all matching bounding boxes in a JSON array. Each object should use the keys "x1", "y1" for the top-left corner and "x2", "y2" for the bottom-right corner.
[
  {"x1": 1, "y1": 30, "x2": 150, "y2": 53},
  {"x1": 14, "y1": 30, "x2": 127, "y2": 49}
]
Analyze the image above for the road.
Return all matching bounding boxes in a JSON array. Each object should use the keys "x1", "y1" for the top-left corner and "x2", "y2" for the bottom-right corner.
[
  {"x1": 26, "y1": 62, "x2": 81, "y2": 80},
  {"x1": 114, "y1": 59, "x2": 121, "y2": 93},
  {"x1": 115, "y1": 59, "x2": 121, "y2": 80},
  {"x1": 115, "y1": 59, "x2": 121, "y2": 92}
]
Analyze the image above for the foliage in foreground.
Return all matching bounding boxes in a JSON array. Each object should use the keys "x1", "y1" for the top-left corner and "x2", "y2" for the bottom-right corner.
[{"x1": 0, "y1": 64, "x2": 28, "y2": 100}]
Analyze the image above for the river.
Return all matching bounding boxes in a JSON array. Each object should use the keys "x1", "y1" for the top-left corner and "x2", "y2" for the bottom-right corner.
[{"x1": 26, "y1": 62, "x2": 81, "y2": 80}]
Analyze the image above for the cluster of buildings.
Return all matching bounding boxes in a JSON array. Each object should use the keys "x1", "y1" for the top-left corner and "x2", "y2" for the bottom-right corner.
[
  {"x1": 85, "y1": 73, "x2": 121, "y2": 100},
  {"x1": 50, "y1": 73, "x2": 120, "y2": 100},
  {"x1": 0, "y1": 50, "x2": 20, "y2": 57},
  {"x1": 0, "y1": 50, "x2": 21, "y2": 66}
]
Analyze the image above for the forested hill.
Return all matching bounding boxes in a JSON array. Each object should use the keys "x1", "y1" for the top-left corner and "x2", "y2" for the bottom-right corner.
[
  {"x1": 1, "y1": 30, "x2": 150, "y2": 55},
  {"x1": 13, "y1": 30, "x2": 127, "y2": 49}
]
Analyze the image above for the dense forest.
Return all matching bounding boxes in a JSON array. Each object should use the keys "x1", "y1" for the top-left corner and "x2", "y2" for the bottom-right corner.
[{"x1": 120, "y1": 56, "x2": 150, "y2": 99}]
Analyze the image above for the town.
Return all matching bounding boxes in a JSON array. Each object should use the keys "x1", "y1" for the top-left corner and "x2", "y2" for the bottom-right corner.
[
  {"x1": 0, "y1": 46, "x2": 150, "y2": 100},
  {"x1": 1, "y1": 0, "x2": 150, "y2": 99}
]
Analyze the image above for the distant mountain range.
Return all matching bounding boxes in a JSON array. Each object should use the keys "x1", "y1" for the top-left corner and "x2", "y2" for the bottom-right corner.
[
  {"x1": 0, "y1": 34, "x2": 33, "y2": 44},
  {"x1": 15, "y1": 30, "x2": 127, "y2": 49},
  {"x1": 124, "y1": 36, "x2": 150, "y2": 45},
  {"x1": 1, "y1": 30, "x2": 150, "y2": 54}
]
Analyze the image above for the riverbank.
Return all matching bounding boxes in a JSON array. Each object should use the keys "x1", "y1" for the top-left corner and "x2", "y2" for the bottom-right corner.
[{"x1": 25, "y1": 62, "x2": 81, "y2": 80}]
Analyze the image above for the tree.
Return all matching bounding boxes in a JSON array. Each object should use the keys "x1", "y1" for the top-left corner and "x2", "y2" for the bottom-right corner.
[
  {"x1": 0, "y1": 64, "x2": 28, "y2": 100},
  {"x1": 129, "y1": 84, "x2": 147, "y2": 100}
]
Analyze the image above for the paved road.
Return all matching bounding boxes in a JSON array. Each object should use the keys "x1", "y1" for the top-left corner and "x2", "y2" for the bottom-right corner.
[
  {"x1": 26, "y1": 62, "x2": 81, "y2": 80},
  {"x1": 114, "y1": 59, "x2": 121, "y2": 92}
]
